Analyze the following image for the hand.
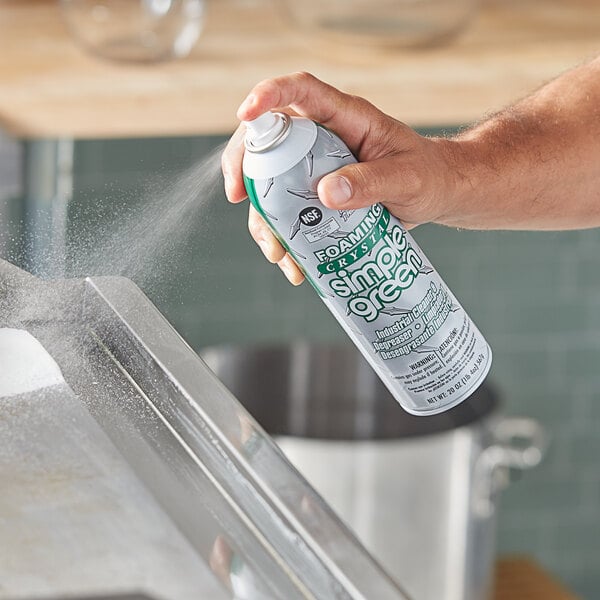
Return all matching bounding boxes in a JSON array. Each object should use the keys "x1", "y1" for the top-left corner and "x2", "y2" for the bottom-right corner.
[{"x1": 221, "y1": 72, "x2": 465, "y2": 284}]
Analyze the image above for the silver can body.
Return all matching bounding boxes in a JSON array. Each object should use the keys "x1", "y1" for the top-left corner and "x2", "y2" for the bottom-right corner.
[{"x1": 243, "y1": 117, "x2": 491, "y2": 415}]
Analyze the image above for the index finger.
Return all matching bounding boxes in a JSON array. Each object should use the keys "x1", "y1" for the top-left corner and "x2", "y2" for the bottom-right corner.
[
  {"x1": 236, "y1": 72, "x2": 375, "y2": 153},
  {"x1": 221, "y1": 124, "x2": 248, "y2": 203}
]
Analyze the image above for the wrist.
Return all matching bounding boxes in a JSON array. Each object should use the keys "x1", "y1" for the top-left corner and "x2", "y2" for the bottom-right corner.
[{"x1": 431, "y1": 136, "x2": 483, "y2": 229}]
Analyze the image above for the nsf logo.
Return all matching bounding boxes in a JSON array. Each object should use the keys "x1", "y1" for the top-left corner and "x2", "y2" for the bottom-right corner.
[{"x1": 299, "y1": 207, "x2": 323, "y2": 227}]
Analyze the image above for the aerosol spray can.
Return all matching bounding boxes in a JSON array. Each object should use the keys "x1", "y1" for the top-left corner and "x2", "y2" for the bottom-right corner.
[{"x1": 242, "y1": 112, "x2": 492, "y2": 415}]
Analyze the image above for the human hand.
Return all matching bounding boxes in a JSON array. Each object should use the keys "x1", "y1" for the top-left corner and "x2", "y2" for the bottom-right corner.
[{"x1": 222, "y1": 72, "x2": 465, "y2": 284}]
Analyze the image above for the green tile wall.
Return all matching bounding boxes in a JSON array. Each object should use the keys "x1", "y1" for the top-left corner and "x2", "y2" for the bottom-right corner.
[{"x1": 3, "y1": 134, "x2": 600, "y2": 599}]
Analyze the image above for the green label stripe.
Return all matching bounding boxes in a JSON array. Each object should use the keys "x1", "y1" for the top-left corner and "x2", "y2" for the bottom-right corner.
[
  {"x1": 317, "y1": 209, "x2": 390, "y2": 274},
  {"x1": 243, "y1": 174, "x2": 325, "y2": 297}
]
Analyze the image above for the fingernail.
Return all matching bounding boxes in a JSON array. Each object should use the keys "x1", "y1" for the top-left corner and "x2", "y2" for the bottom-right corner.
[
  {"x1": 324, "y1": 176, "x2": 352, "y2": 205},
  {"x1": 279, "y1": 255, "x2": 296, "y2": 280},
  {"x1": 224, "y1": 172, "x2": 233, "y2": 197},
  {"x1": 238, "y1": 94, "x2": 256, "y2": 117}
]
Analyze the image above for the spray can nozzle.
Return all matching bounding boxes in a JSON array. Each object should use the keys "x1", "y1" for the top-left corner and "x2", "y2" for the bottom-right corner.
[{"x1": 244, "y1": 112, "x2": 291, "y2": 153}]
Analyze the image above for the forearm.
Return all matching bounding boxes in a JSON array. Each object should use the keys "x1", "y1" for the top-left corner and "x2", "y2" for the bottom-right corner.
[{"x1": 443, "y1": 55, "x2": 600, "y2": 230}]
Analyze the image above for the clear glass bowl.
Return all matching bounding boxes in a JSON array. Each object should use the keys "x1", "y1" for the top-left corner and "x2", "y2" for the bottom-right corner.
[
  {"x1": 60, "y1": 0, "x2": 205, "y2": 62},
  {"x1": 284, "y1": 0, "x2": 481, "y2": 47}
]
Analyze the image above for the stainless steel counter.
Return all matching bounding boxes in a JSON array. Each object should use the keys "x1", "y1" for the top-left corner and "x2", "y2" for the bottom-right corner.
[{"x1": 0, "y1": 258, "x2": 410, "y2": 600}]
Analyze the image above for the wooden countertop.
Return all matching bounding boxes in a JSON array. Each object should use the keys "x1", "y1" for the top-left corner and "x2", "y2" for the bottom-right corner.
[{"x1": 0, "y1": 0, "x2": 598, "y2": 139}]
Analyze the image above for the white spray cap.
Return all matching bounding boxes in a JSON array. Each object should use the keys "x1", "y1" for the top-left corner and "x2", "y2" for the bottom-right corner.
[
  {"x1": 242, "y1": 114, "x2": 318, "y2": 180},
  {"x1": 244, "y1": 112, "x2": 291, "y2": 153}
]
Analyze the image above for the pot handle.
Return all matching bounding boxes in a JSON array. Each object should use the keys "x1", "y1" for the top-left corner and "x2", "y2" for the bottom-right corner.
[{"x1": 473, "y1": 417, "x2": 548, "y2": 519}]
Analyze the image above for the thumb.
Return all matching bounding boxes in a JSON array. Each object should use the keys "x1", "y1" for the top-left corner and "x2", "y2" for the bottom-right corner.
[{"x1": 317, "y1": 157, "x2": 420, "y2": 213}]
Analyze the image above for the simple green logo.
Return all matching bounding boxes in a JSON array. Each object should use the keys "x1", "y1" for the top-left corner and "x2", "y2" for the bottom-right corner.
[{"x1": 327, "y1": 224, "x2": 423, "y2": 322}]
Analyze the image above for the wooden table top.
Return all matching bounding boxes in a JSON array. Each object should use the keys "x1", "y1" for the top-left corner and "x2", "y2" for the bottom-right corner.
[{"x1": 0, "y1": 0, "x2": 598, "y2": 139}]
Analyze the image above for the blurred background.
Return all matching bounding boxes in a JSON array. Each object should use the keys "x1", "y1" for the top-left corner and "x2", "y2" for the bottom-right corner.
[{"x1": 0, "y1": 0, "x2": 599, "y2": 598}]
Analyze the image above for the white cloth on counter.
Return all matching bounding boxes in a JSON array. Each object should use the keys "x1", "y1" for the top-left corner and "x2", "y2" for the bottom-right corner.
[{"x1": 0, "y1": 328, "x2": 64, "y2": 397}]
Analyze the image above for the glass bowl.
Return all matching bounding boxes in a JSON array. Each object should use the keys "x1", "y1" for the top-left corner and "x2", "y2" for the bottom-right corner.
[
  {"x1": 60, "y1": 0, "x2": 205, "y2": 62},
  {"x1": 284, "y1": 0, "x2": 481, "y2": 47}
]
